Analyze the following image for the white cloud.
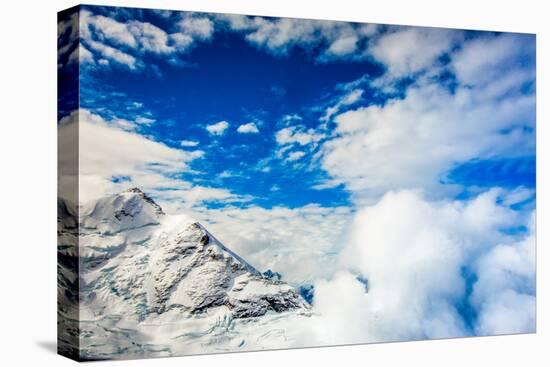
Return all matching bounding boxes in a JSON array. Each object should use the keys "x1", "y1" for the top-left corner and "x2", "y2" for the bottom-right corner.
[
  {"x1": 280, "y1": 113, "x2": 303, "y2": 124},
  {"x1": 58, "y1": 11, "x2": 79, "y2": 64},
  {"x1": 358, "y1": 23, "x2": 379, "y2": 37},
  {"x1": 198, "y1": 204, "x2": 353, "y2": 283},
  {"x1": 79, "y1": 10, "x2": 217, "y2": 70},
  {"x1": 170, "y1": 32, "x2": 193, "y2": 48},
  {"x1": 321, "y1": 88, "x2": 363, "y2": 122},
  {"x1": 311, "y1": 272, "x2": 372, "y2": 344},
  {"x1": 180, "y1": 139, "x2": 199, "y2": 147},
  {"x1": 370, "y1": 27, "x2": 462, "y2": 77},
  {"x1": 218, "y1": 170, "x2": 236, "y2": 179},
  {"x1": 177, "y1": 16, "x2": 214, "y2": 40},
  {"x1": 238, "y1": 17, "x2": 319, "y2": 55},
  {"x1": 58, "y1": 109, "x2": 250, "y2": 210},
  {"x1": 157, "y1": 185, "x2": 250, "y2": 212},
  {"x1": 206, "y1": 120, "x2": 230, "y2": 135},
  {"x1": 67, "y1": 43, "x2": 95, "y2": 65},
  {"x1": 471, "y1": 211, "x2": 536, "y2": 335},
  {"x1": 135, "y1": 116, "x2": 155, "y2": 125},
  {"x1": 86, "y1": 39, "x2": 137, "y2": 69},
  {"x1": 217, "y1": 16, "x2": 465, "y2": 69},
  {"x1": 83, "y1": 13, "x2": 137, "y2": 48},
  {"x1": 237, "y1": 122, "x2": 260, "y2": 134},
  {"x1": 275, "y1": 125, "x2": 325, "y2": 146},
  {"x1": 319, "y1": 64, "x2": 535, "y2": 203},
  {"x1": 287, "y1": 151, "x2": 306, "y2": 162},
  {"x1": 326, "y1": 35, "x2": 358, "y2": 56},
  {"x1": 218, "y1": 15, "x2": 378, "y2": 61},
  {"x1": 308, "y1": 190, "x2": 535, "y2": 342},
  {"x1": 59, "y1": 109, "x2": 190, "y2": 201},
  {"x1": 128, "y1": 21, "x2": 174, "y2": 54},
  {"x1": 451, "y1": 33, "x2": 536, "y2": 88}
]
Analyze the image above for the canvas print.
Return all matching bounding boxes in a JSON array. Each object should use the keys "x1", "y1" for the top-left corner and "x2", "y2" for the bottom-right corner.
[{"x1": 57, "y1": 5, "x2": 536, "y2": 361}]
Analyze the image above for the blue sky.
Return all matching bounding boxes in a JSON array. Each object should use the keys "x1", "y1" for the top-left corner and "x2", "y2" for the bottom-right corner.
[
  {"x1": 57, "y1": 4, "x2": 537, "y2": 340},
  {"x1": 74, "y1": 6, "x2": 388, "y2": 209},
  {"x1": 62, "y1": 6, "x2": 536, "y2": 212},
  {"x1": 58, "y1": 5, "x2": 536, "y2": 213}
]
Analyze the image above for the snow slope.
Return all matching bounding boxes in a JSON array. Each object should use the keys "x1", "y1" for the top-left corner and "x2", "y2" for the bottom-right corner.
[{"x1": 57, "y1": 188, "x2": 311, "y2": 360}]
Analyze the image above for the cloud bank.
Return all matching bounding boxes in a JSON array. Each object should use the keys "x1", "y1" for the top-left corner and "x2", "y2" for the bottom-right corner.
[
  {"x1": 308, "y1": 190, "x2": 535, "y2": 342},
  {"x1": 317, "y1": 33, "x2": 535, "y2": 204},
  {"x1": 59, "y1": 109, "x2": 249, "y2": 209}
]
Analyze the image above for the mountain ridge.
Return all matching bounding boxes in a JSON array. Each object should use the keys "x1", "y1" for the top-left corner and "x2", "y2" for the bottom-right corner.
[{"x1": 58, "y1": 188, "x2": 310, "y2": 359}]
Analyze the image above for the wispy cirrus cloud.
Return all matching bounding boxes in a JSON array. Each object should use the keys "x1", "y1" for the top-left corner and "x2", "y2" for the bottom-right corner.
[
  {"x1": 275, "y1": 125, "x2": 325, "y2": 146},
  {"x1": 180, "y1": 139, "x2": 200, "y2": 147},
  {"x1": 320, "y1": 88, "x2": 364, "y2": 122}
]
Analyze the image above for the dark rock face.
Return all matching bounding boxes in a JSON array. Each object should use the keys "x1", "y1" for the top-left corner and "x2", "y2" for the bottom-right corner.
[
  {"x1": 151, "y1": 222, "x2": 309, "y2": 317},
  {"x1": 125, "y1": 187, "x2": 165, "y2": 216},
  {"x1": 229, "y1": 288, "x2": 306, "y2": 318}
]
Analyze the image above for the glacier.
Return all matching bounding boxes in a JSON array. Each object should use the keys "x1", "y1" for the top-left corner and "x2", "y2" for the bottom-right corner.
[{"x1": 58, "y1": 188, "x2": 312, "y2": 360}]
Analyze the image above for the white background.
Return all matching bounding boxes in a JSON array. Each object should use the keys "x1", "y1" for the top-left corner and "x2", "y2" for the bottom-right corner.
[{"x1": 0, "y1": 0, "x2": 548, "y2": 365}]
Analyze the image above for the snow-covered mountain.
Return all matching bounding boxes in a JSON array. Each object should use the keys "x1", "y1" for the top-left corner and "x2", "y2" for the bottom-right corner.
[{"x1": 58, "y1": 188, "x2": 311, "y2": 360}]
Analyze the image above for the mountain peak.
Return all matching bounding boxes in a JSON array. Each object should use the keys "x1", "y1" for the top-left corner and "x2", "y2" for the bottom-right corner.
[
  {"x1": 80, "y1": 187, "x2": 164, "y2": 234},
  {"x1": 122, "y1": 187, "x2": 164, "y2": 216},
  {"x1": 125, "y1": 187, "x2": 145, "y2": 194},
  {"x1": 60, "y1": 189, "x2": 310, "y2": 359}
]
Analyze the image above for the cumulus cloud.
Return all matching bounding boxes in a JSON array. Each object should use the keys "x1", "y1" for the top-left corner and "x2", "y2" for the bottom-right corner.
[
  {"x1": 58, "y1": 109, "x2": 248, "y2": 209},
  {"x1": 206, "y1": 120, "x2": 230, "y2": 135},
  {"x1": 78, "y1": 9, "x2": 217, "y2": 71},
  {"x1": 77, "y1": 44, "x2": 95, "y2": 64},
  {"x1": 177, "y1": 15, "x2": 214, "y2": 40},
  {"x1": 311, "y1": 272, "x2": 372, "y2": 344},
  {"x1": 274, "y1": 124, "x2": 326, "y2": 163},
  {"x1": 318, "y1": 34, "x2": 535, "y2": 203},
  {"x1": 237, "y1": 122, "x2": 260, "y2": 134},
  {"x1": 286, "y1": 150, "x2": 306, "y2": 162},
  {"x1": 275, "y1": 125, "x2": 325, "y2": 146},
  {"x1": 307, "y1": 190, "x2": 535, "y2": 342},
  {"x1": 286, "y1": 151, "x2": 306, "y2": 162},
  {"x1": 83, "y1": 13, "x2": 137, "y2": 48},
  {"x1": 370, "y1": 27, "x2": 462, "y2": 78},
  {"x1": 127, "y1": 21, "x2": 174, "y2": 54},
  {"x1": 216, "y1": 16, "x2": 466, "y2": 70},
  {"x1": 451, "y1": 33, "x2": 536, "y2": 88},
  {"x1": 217, "y1": 14, "x2": 380, "y2": 61},
  {"x1": 471, "y1": 211, "x2": 536, "y2": 335},
  {"x1": 86, "y1": 39, "x2": 137, "y2": 69}
]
